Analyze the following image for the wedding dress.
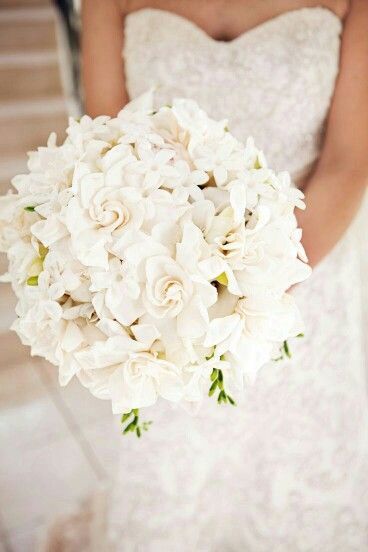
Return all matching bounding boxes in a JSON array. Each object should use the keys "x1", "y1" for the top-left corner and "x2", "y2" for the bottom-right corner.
[{"x1": 44, "y1": 7, "x2": 368, "y2": 551}]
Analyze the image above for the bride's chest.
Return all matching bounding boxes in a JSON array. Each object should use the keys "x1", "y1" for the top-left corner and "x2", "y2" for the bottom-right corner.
[
  {"x1": 124, "y1": 8, "x2": 340, "y2": 104},
  {"x1": 123, "y1": 8, "x2": 342, "y2": 174}
]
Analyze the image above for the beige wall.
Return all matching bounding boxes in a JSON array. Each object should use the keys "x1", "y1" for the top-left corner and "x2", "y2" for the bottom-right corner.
[{"x1": 0, "y1": 0, "x2": 68, "y2": 333}]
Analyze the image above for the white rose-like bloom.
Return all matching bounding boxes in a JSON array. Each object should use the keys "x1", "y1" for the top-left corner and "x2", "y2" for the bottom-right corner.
[
  {"x1": 143, "y1": 254, "x2": 217, "y2": 338},
  {"x1": 144, "y1": 255, "x2": 193, "y2": 318},
  {"x1": 139, "y1": 222, "x2": 217, "y2": 338},
  {"x1": 65, "y1": 178, "x2": 146, "y2": 268}
]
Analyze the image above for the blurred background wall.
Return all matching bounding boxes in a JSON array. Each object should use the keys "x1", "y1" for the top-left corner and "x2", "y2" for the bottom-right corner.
[
  {"x1": 0, "y1": 0, "x2": 68, "y2": 331},
  {"x1": 0, "y1": 2, "x2": 116, "y2": 551}
]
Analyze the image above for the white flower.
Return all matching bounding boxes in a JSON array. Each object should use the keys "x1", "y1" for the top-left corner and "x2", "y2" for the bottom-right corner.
[
  {"x1": 130, "y1": 144, "x2": 179, "y2": 192},
  {"x1": 205, "y1": 294, "x2": 304, "y2": 382},
  {"x1": 143, "y1": 255, "x2": 193, "y2": 318},
  {"x1": 234, "y1": 214, "x2": 312, "y2": 295},
  {"x1": 164, "y1": 159, "x2": 208, "y2": 201},
  {"x1": 172, "y1": 98, "x2": 228, "y2": 140},
  {"x1": 64, "y1": 179, "x2": 146, "y2": 268},
  {"x1": 192, "y1": 134, "x2": 245, "y2": 187},
  {"x1": 90, "y1": 257, "x2": 143, "y2": 326},
  {"x1": 205, "y1": 206, "x2": 246, "y2": 265},
  {"x1": 41, "y1": 244, "x2": 89, "y2": 301},
  {"x1": 142, "y1": 253, "x2": 216, "y2": 338},
  {"x1": 109, "y1": 352, "x2": 183, "y2": 413},
  {"x1": 141, "y1": 223, "x2": 217, "y2": 337}
]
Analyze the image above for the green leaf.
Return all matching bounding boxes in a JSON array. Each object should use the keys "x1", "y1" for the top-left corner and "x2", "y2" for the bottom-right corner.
[
  {"x1": 227, "y1": 395, "x2": 236, "y2": 406},
  {"x1": 217, "y1": 390, "x2": 226, "y2": 404},
  {"x1": 208, "y1": 380, "x2": 218, "y2": 397},
  {"x1": 210, "y1": 369, "x2": 218, "y2": 382},
  {"x1": 283, "y1": 340, "x2": 291, "y2": 358},
  {"x1": 24, "y1": 206, "x2": 35, "y2": 212},
  {"x1": 121, "y1": 412, "x2": 132, "y2": 424},
  {"x1": 26, "y1": 275, "x2": 38, "y2": 286},
  {"x1": 123, "y1": 421, "x2": 136, "y2": 434},
  {"x1": 297, "y1": 333, "x2": 304, "y2": 338},
  {"x1": 122, "y1": 409, "x2": 152, "y2": 438}
]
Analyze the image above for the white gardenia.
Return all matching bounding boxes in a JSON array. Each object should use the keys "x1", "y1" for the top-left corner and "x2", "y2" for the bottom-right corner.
[{"x1": 0, "y1": 91, "x2": 311, "y2": 432}]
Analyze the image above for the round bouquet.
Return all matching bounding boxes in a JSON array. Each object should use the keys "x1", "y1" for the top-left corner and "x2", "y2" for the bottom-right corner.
[{"x1": 0, "y1": 91, "x2": 311, "y2": 436}]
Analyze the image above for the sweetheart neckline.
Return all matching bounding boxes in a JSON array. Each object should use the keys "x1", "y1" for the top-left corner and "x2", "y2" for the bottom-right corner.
[{"x1": 125, "y1": 5, "x2": 342, "y2": 45}]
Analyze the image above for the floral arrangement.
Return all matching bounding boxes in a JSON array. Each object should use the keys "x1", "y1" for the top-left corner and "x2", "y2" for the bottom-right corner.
[{"x1": 0, "y1": 92, "x2": 311, "y2": 436}]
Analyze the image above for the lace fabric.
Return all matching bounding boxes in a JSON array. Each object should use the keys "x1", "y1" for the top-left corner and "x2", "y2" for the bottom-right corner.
[
  {"x1": 124, "y1": 7, "x2": 342, "y2": 178},
  {"x1": 43, "y1": 7, "x2": 368, "y2": 551}
]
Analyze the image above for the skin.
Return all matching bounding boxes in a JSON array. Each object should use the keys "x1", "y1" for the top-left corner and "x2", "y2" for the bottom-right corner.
[{"x1": 81, "y1": 0, "x2": 368, "y2": 267}]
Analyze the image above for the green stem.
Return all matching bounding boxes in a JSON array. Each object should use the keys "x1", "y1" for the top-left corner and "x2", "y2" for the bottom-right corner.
[
  {"x1": 121, "y1": 409, "x2": 152, "y2": 438},
  {"x1": 208, "y1": 368, "x2": 236, "y2": 407}
]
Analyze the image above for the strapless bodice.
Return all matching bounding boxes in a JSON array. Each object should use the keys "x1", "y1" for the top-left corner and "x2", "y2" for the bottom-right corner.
[{"x1": 124, "y1": 7, "x2": 342, "y2": 179}]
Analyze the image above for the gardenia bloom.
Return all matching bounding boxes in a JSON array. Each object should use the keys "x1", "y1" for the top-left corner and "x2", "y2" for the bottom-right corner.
[
  {"x1": 205, "y1": 294, "x2": 304, "y2": 382},
  {"x1": 142, "y1": 250, "x2": 217, "y2": 338},
  {"x1": 90, "y1": 257, "x2": 143, "y2": 326},
  {"x1": 64, "y1": 177, "x2": 147, "y2": 268}
]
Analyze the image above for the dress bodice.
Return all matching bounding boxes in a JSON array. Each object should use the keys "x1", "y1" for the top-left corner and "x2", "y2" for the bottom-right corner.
[{"x1": 124, "y1": 7, "x2": 342, "y2": 179}]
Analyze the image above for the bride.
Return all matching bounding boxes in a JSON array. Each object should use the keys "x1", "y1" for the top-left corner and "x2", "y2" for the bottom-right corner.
[{"x1": 46, "y1": 0, "x2": 368, "y2": 550}]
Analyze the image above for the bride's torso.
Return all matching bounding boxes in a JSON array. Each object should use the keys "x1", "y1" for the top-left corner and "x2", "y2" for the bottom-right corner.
[
  {"x1": 89, "y1": 6, "x2": 368, "y2": 551},
  {"x1": 123, "y1": 5, "x2": 342, "y2": 180}
]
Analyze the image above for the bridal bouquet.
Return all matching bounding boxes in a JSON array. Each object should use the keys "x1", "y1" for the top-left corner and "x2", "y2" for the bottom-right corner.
[{"x1": 0, "y1": 92, "x2": 311, "y2": 436}]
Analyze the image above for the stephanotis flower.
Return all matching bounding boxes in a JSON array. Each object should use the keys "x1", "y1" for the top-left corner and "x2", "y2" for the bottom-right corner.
[
  {"x1": 90, "y1": 257, "x2": 143, "y2": 326},
  {"x1": 0, "y1": 91, "x2": 311, "y2": 432},
  {"x1": 191, "y1": 134, "x2": 246, "y2": 187}
]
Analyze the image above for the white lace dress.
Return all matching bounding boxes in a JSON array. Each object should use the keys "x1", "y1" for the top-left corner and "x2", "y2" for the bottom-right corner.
[{"x1": 44, "y1": 7, "x2": 368, "y2": 552}]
